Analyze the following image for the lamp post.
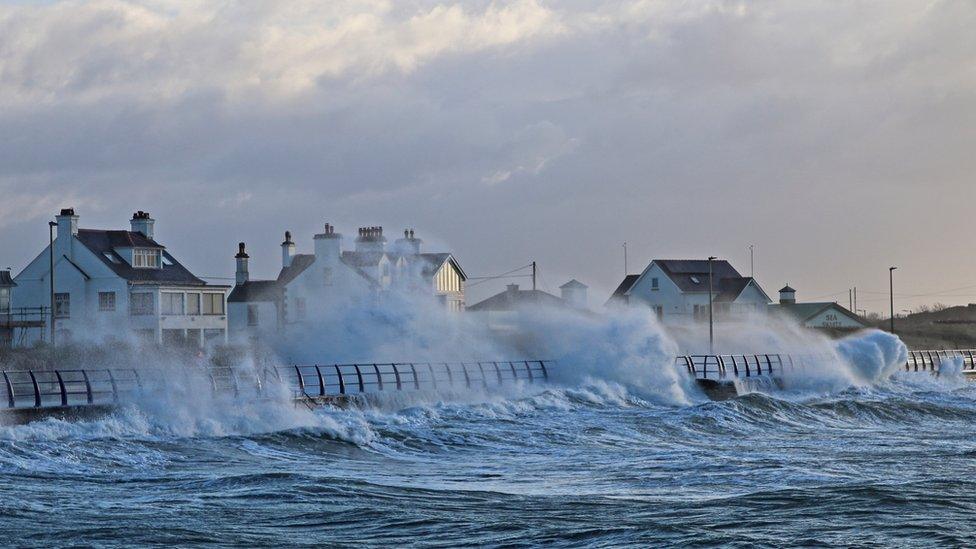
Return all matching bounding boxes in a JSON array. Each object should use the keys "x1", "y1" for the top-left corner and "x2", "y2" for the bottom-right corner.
[
  {"x1": 48, "y1": 220, "x2": 57, "y2": 347},
  {"x1": 708, "y1": 256, "x2": 716, "y2": 354},
  {"x1": 889, "y1": 266, "x2": 897, "y2": 334}
]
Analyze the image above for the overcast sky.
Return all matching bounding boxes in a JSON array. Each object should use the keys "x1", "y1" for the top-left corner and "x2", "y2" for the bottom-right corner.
[{"x1": 1, "y1": 0, "x2": 974, "y2": 312}]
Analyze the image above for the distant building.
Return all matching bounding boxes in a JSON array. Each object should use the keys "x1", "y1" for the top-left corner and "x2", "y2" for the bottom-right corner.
[
  {"x1": 769, "y1": 285, "x2": 867, "y2": 331},
  {"x1": 11, "y1": 209, "x2": 229, "y2": 346},
  {"x1": 607, "y1": 259, "x2": 770, "y2": 322},
  {"x1": 467, "y1": 281, "x2": 588, "y2": 332},
  {"x1": 228, "y1": 225, "x2": 466, "y2": 341}
]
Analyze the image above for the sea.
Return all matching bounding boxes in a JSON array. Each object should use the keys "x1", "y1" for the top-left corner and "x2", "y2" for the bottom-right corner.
[{"x1": 2, "y1": 366, "x2": 976, "y2": 547}]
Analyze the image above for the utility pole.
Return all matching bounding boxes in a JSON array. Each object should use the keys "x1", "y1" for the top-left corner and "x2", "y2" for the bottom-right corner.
[
  {"x1": 849, "y1": 289, "x2": 853, "y2": 310},
  {"x1": 532, "y1": 261, "x2": 537, "y2": 291},
  {"x1": 708, "y1": 256, "x2": 716, "y2": 354},
  {"x1": 854, "y1": 286, "x2": 857, "y2": 313},
  {"x1": 622, "y1": 242, "x2": 628, "y2": 276},
  {"x1": 48, "y1": 220, "x2": 57, "y2": 347},
  {"x1": 889, "y1": 266, "x2": 897, "y2": 334}
]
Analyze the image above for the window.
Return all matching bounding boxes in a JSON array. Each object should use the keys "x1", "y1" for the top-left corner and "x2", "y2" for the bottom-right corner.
[
  {"x1": 690, "y1": 276, "x2": 701, "y2": 285},
  {"x1": 323, "y1": 266, "x2": 334, "y2": 286},
  {"x1": 202, "y1": 293, "x2": 224, "y2": 315},
  {"x1": 98, "y1": 291, "x2": 116, "y2": 312},
  {"x1": 693, "y1": 304, "x2": 707, "y2": 321},
  {"x1": 161, "y1": 292, "x2": 184, "y2": 315},
  {"x1": 654, "y1": 305, "x2": 663, "y2": 319},
  {"x1": 54, "y1": 293, "x2": 70, "y2": 318},
  {"x1": 295, "y1": 297, "x2": 306, "y2": 320},
  {"x1": 132, "y1": 248, "x2": 161, "y2": 269},
  {"x1": 0, "y1": 288, "x2": 9, "y2": 314},
  {"x1": 161, "y1": 254, "x2": 174, "y2": 266},
  {"x1": 186, "y1": 292, "x2": 201, "y2": 315},
  {"x1": 247, "y1": 304, "x2": 259, "y2": 326},
  {"x1": 130, "y1": 293, "x2": 154, "y2": 316},
  {"x1": 651, "y1": 277, "x2": 659, "y2": 291},
  {"x1": 103, "y1": 252, "x2": 120, "y2": 264},
  {"x1": 203, "y1": 329, "x2": 224, "y2": 344}
]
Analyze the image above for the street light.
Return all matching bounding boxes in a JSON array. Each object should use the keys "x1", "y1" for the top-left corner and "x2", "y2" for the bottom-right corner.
[
  {"x1": 48, "y1": 220, "x2": 57, "y2": 347},
  {"x1": 708, "y1": 256, "x2": 717, "y2": 354},
  {"x1": 889, "y1": 266, "x2": 897, "y2": 334}
]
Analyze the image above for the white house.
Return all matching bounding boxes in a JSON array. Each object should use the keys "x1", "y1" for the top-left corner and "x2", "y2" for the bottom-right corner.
[
  {"x1": 769, "y1": 285, "x2": 867, "y2": 331},
  {"x1": 607, "y1": 259, "x2": 771, "y2": 322},
  {"x1": 11, "y1": 209, "x2": 229, "y2": 347},
  {"x1": 228, "y1": 225, "x2": 467, "y2": 340},
  {"x1": 468, "y1": 280, "x2": 589, "y2": 333}
]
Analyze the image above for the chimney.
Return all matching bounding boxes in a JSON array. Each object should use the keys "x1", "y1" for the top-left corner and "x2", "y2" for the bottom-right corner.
[
  {"x1": 314, "y1": 223, "x2": 342, "y2": 262},
  {"x1": 507, "y1": 284, "x2": 519, "y2": 294},
  {"x1": 235, "y1": 242, "x2": 249, "y2": 285},
  {"x1": 393, "y1": 228, "x2": 422, "y2": 255},
  {"x1": 55, "y1": 208, "x2": 79, "y2": 260},
  {"x1": 779, "y1": 284, "x2": 796, "y2": 305},
  {"x1": 130, "y1": 211, "x2": 155, "y2": 240},
  {"x1": 355, "y1": 225, "x2": 387, "y2": 253},
  {"x1": 281, "y1": 230, "x2": 296, "y2": 268}
]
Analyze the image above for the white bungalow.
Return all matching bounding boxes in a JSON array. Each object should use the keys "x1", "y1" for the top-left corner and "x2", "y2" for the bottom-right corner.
[
  {"x1": 607, "y1": 259, "x2": 771, "y2": 322},
  {"x1": 769, "y1": 285, "x2": 868, "y2": 331},
  {"x1": 11, "y1": 209, "x2": 229, "y2": 346}
]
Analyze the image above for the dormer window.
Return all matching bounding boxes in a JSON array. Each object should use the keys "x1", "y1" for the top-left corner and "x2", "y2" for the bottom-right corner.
[
  {"x1": 133, "y1": 248, "x2": 161, "y2": 268},
  {"x1": 103, "y1": 252, "x2": 121, "y2": 264}
]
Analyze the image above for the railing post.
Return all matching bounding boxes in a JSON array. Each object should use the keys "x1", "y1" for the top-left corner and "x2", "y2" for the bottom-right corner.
[
  {"x1": 28, "y1": 370, "x2": 41, "y2": 408},
  {"x1": 538, "y1": 360, "x2": 549, "y2": 380},
  {"x1": 427, "y1": 363, "x2": 437, "y2": 389},
  {"x1": 293, "y1": 364, "x2": 305, "y2": 396},
  {"x1": 491, "y1": 362, "x2": 503, "y2": 383},
  {"x1": 392, "y1": 364, "x2": 402, "y2": 391},
  {"x1": 524, "y1": 360, "x2": 534, "y2": 381},
  {"x1": 132, "y1": 369, "x2": 143, "y2": 391},
  {"x1": 353, "y1": 364, "x2": 365, "y2": 393},
  {"x1": 81, "y1": 369, "x2": 93, "y2": 404},
  {"x1": 443, "y1": 362, "x2": 454, "y2": 384},
  {"x1": 314, "y1": 365, "x2": 325, "y2": 397},
  {"x1": 107, "y1": 369, "x2": 119, "y2": 402},
  {"x1": 409, "y1": 363, "x2": 420, "y2": 390},
  {"x1": 459, "y1": 362, "x2": 471, "y2": 388},
  {"x1": 54, "y1": 371, "x2": 68, "y2": 406},
  {"x1": 2, "y1": 372, "x2": 14, "y2": 408},
  {"x1": 334, "y1": 364, "x2": 346, "y2": 395},
  {"x1": 475, "y1": 362, "x2": 488, "y2": 387},
  {"x1": 508, "y1": 361, "x2": 518, "y2": 380},
  {"x1": 372, "y1": 364, "x2": 383, "y2": 391}
]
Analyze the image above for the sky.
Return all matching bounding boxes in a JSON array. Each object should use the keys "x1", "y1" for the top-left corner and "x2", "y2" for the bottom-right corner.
[{"x1": 0, "y1": 0, "x2": 974, "y2": 313}]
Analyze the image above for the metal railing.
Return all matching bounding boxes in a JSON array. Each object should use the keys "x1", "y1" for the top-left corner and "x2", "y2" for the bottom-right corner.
[
  {"x1": 0, "y1": 360, "x2": 553, "y2": 411},
  {"x1": 905, "y1": 350, "x2": 976, "y2": 373},
  {"x1": 268, "y1": 360, "x2": 552, "y2": 399}
]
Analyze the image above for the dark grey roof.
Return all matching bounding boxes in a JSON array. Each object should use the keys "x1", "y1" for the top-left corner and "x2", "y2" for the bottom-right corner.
[
  {"x1": 655, "y1": 259, "x2": 741, "y2": 292},
  {"x1": 769, "y1": 302, "x2": 866, "y2": 327},
  {"x1": 608, "y1": 275, "x2": 639, "y2": 301},
  {"x1": 228, "y1": 280, "x2": 282, "y2": 303},
  {"x1": 0, "y1": 271, "x2": 15, "y2": 287},
  {"x1": 341, "y1": 251, "x2": 386, "y2": 267},
  {"x1": 560, "y1": 279, "x2": 587, "y2": 289},
  {"x1": 468, "y1": 287, "x2": 568, "y2": 311},
  {"x1": 780, "y1": 285, "x2": 796, "y2": 293},
  {"x1": 277, "y1": 254, "x2": 315, "y2": 285},
  {"x1": 76, "y1": 229, "x2": 205, "y2": 286},
  {"x1": 417, "y1": 253, "x2": 466, "y2": 279}
]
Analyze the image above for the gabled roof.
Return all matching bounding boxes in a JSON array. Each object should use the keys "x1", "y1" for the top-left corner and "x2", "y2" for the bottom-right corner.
[
  {"x1": 468, "y1": 287, "x2": 567, "y2": 311},
  {"x1": 277, "y1": 254, "x2": 315, "y2": 285},
  {"x1": 415, "y1": 253, "x2": 467, "y2": 280},
  {"x1": 76, "y1": 230, "x2": 205, "y2": 286},
  {"x1": 228, "y1": 280, "x2": 282, "y2": 303},
  {"x1": 608, "y1": 275, "x2": 640, "y2": 302},
  {"x1": 341, "y1": 251, "x2": 386, "y2": 267},
  {"x1": 714, "y1": 277, "x2": 771, "y2": 303},
  {"x1": 560, "y1": 279, "x2": 587, "y2": 289},
  {"x1": 769, "y1": 301, "x2": 867, "y2": 327},
  {"x1": 654, "y1": 259, "x2": 741, "y2": 292}
]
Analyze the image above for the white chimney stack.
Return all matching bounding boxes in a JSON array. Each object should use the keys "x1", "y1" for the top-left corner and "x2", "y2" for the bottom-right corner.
[
  {"x1": 281, "y1": 231, "x2": 296, "y2": 268},
  {"x1": 235, "y1": 242, "x2": 249, "y2": 285},
  {"x1": 55, "y1": 208, "x2": 79, "y2": 259},
  {"x1": 560, "y1": 280, "x2": 589, "y2": 309},
  {"x1": 130, "y1": 211, "x2": 154, "y2": 240},
  {"x1": 313, "y1": 223, "x2": 342, "y2": 262},
  {"x1": 393, "y1": 228, "x2": 422, "y2": 256},
  {"x1": 355, "y1": 226, "x2": 386, "y2": 253}
]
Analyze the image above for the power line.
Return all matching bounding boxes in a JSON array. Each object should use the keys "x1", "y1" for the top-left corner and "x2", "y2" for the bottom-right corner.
[{"x1": 466, "y1": 263, "x2": 535, "y2": 288}]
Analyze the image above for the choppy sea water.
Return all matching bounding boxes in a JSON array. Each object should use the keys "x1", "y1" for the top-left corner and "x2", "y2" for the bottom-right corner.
[{"x1": 2, "y1": 372, "x2": 976, "y2": 547}]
